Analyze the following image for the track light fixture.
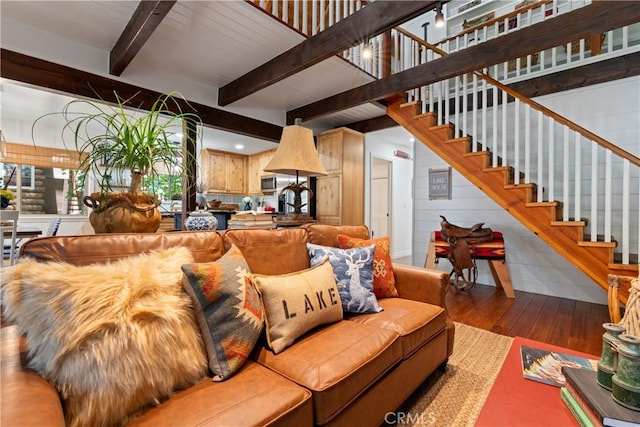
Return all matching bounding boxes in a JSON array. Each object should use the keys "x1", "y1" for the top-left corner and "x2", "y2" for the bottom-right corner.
[{"x1": 435, "y1": 2, "x2": 445, "y2": 29}]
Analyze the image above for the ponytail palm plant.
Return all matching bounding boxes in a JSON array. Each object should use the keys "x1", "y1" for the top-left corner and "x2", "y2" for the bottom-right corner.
[{"x1": 33, "y1": 91, "x2": 202, "y2": 233}]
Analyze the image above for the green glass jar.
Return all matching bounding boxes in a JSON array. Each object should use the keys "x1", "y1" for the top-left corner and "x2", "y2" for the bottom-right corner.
[
  {"x1": 598, "y1": 323, "x2": 625, "y2": 390},
  {"x1": 612, "y1": 334, "x2": 640, "y2": 410}
]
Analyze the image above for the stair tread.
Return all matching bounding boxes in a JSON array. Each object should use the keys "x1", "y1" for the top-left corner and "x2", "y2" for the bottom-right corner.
[
  {"x1": 400, "y1": 101, "x2": 419, "y2": 108},
  {"x1": 577, "y1": 240, "x2": 617, "y2": 248},
  {"x1": 550, "y1": 220, "x2": 587, "y2": 227},
  {"x1": 463, "y1": 151, "x2": 490, "y2": 158},
  {"x1": 504, "y1": 183, "x2": 535, "y2": 189},
  {"x1": 526, "y1": 201, "x2": 560, "y2": 207}
]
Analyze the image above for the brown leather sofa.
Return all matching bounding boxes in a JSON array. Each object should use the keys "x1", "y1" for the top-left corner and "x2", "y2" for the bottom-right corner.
[{"x1": 2, "y1": 224, "x2": 454, "y2": 426}]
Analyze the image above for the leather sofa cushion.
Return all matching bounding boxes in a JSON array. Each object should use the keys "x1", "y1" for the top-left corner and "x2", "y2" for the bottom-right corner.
[
  {"x1": 223, "y1": 228, "x2": 310, "y2": 275},
  {"x1": 20, "y1": 231, "x2": 225, "y2": 265},
  {"x1": 128, "y1": 361, "x2": 313, "y2": 427},
  {"x1": 347, "y1": 298, "x2": 447, "y2": 359},
  {"x1": 303, "y1": 224, "x2": 370, "y2": 247},
  {"x1": 255, "y1": 320, "x2": 401, "y2": 425}
]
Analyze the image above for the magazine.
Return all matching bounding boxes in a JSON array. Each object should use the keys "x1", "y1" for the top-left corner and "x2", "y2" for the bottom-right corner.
[{"x1": 520, "y1": 345, "x2": 597, "y2": 387}]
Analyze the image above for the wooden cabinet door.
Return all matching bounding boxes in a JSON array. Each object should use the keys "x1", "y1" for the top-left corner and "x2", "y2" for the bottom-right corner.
[
  {"x1": 226, "y1": 154, "x2": 246, "y2": 194},
  {"x1": 247, "y1": 154, "x2": 261, "y2": 194},
  {"x1": 316, "y1": 174, "x2": 342, "y2": 225},
  {"x1": 317, "y1": 131, "x2": 343, "y2": 174},
  {"x1": 203, "y1": 150, "x2": 227, "y2": 193},
  {"x1": 247, "y1": 150, "x2": 275, "y2": 194}
]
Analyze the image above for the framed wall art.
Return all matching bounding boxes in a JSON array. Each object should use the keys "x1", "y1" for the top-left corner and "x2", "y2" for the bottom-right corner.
[{"x1": 429, "y1": 167, "x2": 452, "y2": 200}]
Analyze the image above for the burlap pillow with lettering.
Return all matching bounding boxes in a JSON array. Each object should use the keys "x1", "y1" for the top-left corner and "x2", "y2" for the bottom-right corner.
[{"x1": 250, "y1": 260, "x2": 343, "y2": 354}]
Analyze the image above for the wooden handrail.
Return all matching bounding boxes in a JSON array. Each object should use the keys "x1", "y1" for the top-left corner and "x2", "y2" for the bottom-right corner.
[
  {"x1": 393, "y1": 26, "x2": 640, "y2": 168},
  {"x1": 437, "y1": 0, "x2": 553, "y2": 46}
]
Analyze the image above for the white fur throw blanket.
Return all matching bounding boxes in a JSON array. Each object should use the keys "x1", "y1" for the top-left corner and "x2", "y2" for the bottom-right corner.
[{"x1": 2, "y1": 246, "x2": 207, "y2": 427}]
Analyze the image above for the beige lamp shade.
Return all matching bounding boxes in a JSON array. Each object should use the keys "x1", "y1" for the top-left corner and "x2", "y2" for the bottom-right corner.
[{"x1": 264, "y1": 125, "x2": 327, "y2": 176}]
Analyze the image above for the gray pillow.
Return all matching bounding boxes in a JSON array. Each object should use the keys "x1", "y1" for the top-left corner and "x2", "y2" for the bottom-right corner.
[{"x1": 307, "y1": 243, "x2": 382, "y2": 314}]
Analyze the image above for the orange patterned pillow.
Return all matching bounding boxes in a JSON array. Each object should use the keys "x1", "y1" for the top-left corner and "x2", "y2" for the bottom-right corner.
[{"x1": 337, "y1": 235, "x2": 398, "y2": 298}]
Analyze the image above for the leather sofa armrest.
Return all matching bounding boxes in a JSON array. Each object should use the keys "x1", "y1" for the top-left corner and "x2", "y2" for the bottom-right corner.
[
  {"x1": 393, "y1": 264, "x2": 455, "y2": 356},
  {"x1": 392, "y1": 264, "x2": 449, "y2": 308},
  {"x1": 1, "y1": 326, "x2": 65, "y2": 427}
]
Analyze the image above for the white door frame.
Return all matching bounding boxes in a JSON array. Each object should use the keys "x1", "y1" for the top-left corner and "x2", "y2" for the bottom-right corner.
[{"x1": 369, "y1": 155, "x2": 392, "y2": 241}]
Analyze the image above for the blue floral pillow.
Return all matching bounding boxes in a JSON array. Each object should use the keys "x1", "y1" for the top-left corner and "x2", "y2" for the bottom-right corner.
[{"x1": 306, "y1": 243, "x2": 382, "y2": 314}]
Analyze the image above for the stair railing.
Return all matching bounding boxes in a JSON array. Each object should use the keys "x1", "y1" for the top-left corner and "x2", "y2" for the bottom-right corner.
[
  {"x1": 248, "y1": 1, "x2": 639, "y2": 85},
  {"x1": 247, "y1": 0, "x2": 377, "y2": 74},
  {"x1": 396, "y1": 27, "x2": 640, "y2": 265}
]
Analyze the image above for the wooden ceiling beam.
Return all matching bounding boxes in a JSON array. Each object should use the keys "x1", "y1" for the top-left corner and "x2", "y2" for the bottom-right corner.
[
  {"x1": 218, "y1": 0, "x2": 438, "y2": 106},
  {"x1": 110, "y1": 0, "x2": 177, "y2": 76},
  {"x1": 1, "y1": 49, "x2": 283, "y2": 143},
  {"x1": 510, "y1": 51, "x2": 640, "y2": 98},
  {"x1": 289, "y1": 1, "x2": 640, "y2": 123}
]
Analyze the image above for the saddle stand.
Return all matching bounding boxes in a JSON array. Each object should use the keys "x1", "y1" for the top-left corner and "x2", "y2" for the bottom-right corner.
[{"x1": 439, "y1": 215, "x2": 493, "y2": 290}]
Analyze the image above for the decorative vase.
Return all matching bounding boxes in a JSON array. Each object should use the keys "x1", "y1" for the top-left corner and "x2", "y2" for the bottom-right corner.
[
  {"x1": 598, "y1": 322, "x2": 626, "y2": 390},
  {"x1": 185, "y1": 210, "x2": 218, "y2": 231},
  {"x1": 612, "y1": 334, "x2": 640, "y2": 410},
  {"x1": 244, "y1": 203, "x2": 252, "y2": 211}
]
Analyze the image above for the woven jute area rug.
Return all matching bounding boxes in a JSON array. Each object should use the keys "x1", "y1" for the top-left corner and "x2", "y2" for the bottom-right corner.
[{"x1": 393, "y1": 323, "x2": 513, "y2": 426}]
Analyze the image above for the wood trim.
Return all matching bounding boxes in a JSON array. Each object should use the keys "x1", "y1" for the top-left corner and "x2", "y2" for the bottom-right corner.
[
  {"x1": 219, "y1": 1, "x2": 438, "y2": 105},
  {"x1": 288, "y1": 1, "x2": 640, "y2": 122},
  {"x1": 110, "y1": 0, "x2": 176, "y2": 76}
]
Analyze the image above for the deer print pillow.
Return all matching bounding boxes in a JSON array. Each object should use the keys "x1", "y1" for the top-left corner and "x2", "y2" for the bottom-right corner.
[{"x1": 307, "y1": 243, "x2": 382, "y2": 314}]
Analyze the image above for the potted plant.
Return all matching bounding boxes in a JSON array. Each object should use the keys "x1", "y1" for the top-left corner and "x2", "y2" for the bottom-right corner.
[{"x1": 33, "y1": 91, "x2": 201, "y2": 233}]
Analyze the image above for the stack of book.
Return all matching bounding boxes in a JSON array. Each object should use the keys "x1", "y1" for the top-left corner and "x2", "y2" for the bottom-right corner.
[
  {"x1": 227, "y1": 211, "x2": 276, "y2": 229},
  {"x1": 561, "y1": 366, "x2": 640, "y2": 427}
]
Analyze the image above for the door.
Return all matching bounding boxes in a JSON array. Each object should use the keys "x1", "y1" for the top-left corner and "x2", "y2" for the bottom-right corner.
[{"x1": 370, "y1": 157, "x2": 391, "y2": 239}]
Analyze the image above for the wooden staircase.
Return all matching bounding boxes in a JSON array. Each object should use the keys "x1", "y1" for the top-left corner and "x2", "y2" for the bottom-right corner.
[{"x1": 387, "y1": 97, "x2": 638, "y2": 303}]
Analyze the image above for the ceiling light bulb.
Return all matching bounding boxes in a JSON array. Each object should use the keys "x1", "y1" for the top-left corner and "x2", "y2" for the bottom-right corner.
[
  {"x1": 435, "y1": 10, "x2": 445, "y2": 28},
  {"x1": 362, "y1": 44, "x2": 373, "y2": 60}
]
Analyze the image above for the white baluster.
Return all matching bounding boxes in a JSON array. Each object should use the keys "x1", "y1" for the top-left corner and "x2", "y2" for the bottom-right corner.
[
  {"x1": 492, "y1": 84, "x2": 498, "y2": 167},
  {"x1": 501, "y1": 90, "x2": 507, "y2": 165},
  {"x1": 524, "y1": 104, "x2": 531, "y2": 183},
  {"x1": 622, "y1": 159, "x2": 630, "y2": 263},
  {"x1": 605, "y1": 149, "x2": 612, "y2": 242},
  {"x1": 471, "y1": 73, "x2": 477, "y2": 152},
  {"x1": 302, "y1": 0, "x2": 308, "y2": 34},
  {"x1": 548, "y1": 117, "x2": 555, "y2": 203},
  {"x1": 537, "y1": 111, "x2": 544, "y2": 202},
  {"x1": 563, "y1": 126, "x2": 569, "y2": 221},
  {"x1": 574, "y1": 131, "x2": 582, "y2": 224},
  {"x1": 514, "y1": 99, "x2": 520, "y2": 185},
  {"x1": 590, "y1": 142, "x2": 598, "y2": 241}
]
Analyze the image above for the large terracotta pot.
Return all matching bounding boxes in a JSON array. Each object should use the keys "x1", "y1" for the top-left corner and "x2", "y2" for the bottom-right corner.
[{"x1": 83, "y1": 192, "x2": 161, "y2": 233}]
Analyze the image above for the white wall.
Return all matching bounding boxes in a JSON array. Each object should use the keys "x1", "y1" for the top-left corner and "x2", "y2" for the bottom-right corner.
[
  {"x1": 364, "y1": 131, "x2": 414, "y2": 259},
  {"x1": 413, "y1": 76, "x2": 640, "y2": 304}
]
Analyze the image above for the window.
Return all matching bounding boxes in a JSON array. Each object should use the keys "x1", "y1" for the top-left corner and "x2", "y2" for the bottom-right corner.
[{"x1": 1, "y1": 143, "x2": 85, "y2": 215}]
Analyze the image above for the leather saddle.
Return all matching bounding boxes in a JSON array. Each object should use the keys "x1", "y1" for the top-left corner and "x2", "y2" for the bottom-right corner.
[{"x1": 439, "y1": 215, "x2": 493, "y2": 290}]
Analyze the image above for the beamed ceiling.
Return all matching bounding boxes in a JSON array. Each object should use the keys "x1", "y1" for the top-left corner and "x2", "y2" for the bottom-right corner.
[{"x1": 1, "y1": 0, "x2": 639, "y2": 150}]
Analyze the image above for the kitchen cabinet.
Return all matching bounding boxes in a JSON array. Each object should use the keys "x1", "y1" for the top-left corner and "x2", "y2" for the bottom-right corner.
[
  {"x1": 247, "y1": 149, "x2": 275, "y2": 195},
  {"x1": 316, "y1": 127, "x2": 364, "y2": 226},
  {"x1": 201, "y1": 149, "x2": 246, "y2": 194}
]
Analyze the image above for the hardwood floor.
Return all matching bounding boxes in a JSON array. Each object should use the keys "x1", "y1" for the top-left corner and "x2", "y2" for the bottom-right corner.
[{"x1": 445, "y1": 283, "x2": 610, "y2": 357}]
